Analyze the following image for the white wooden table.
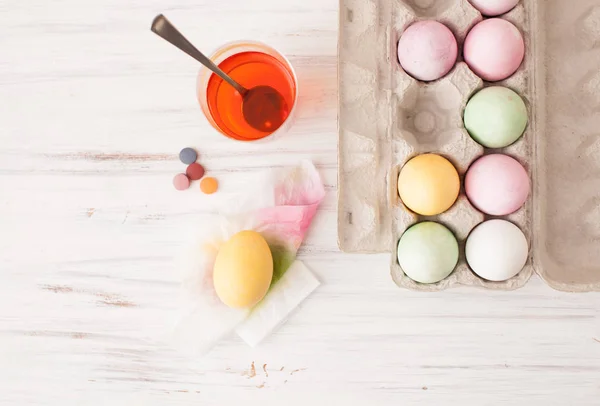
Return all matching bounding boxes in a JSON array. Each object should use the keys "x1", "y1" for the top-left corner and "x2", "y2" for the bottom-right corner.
[{"x1": 1, "y1": 0, "x2": 599, "y2": 404}]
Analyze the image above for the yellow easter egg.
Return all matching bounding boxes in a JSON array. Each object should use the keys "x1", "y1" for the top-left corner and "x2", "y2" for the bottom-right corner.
[
  {"x1": 213, "y1": 230, "x2": 274, "y2": 309},
  {"x1": 398, "y1": 154, "x2": 460, "y2": 216}
]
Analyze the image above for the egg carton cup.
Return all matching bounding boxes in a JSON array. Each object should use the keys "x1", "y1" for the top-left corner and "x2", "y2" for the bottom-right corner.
[{"x1": 338, "y1": 0, "x2": 600, "y2": 292}]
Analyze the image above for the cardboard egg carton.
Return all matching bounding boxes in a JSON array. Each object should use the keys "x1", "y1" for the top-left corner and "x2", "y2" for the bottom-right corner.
[{"x1": 338, "y1": 0, "x2": 600, "y2": 291}]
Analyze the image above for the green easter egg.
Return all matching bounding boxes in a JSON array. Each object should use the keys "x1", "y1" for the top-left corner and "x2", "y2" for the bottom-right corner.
[
  {"x1": 397, "y1": 222, "x2": 459, "y2": 284},
  {"x1": 464, "y1": 86, "x2": 528, "y2": 148}
]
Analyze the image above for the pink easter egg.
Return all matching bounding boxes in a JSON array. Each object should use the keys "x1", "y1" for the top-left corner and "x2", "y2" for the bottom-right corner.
[
  {"x1": 465, "y1": 154, "x2": 529, "y2": 216},
  {"x1": 468, "y1": 0, "x2": 520, "y2": 16},
  {"x1": 397, "y1": 20, "x2": 458, "y2": 82},
  {"x1": 464, "y1": 18, "x2": 525, "y2": 82}
]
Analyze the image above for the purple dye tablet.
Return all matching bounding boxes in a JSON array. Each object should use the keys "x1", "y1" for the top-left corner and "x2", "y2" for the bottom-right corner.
[{"x1": 179, "y1": 147, "x2": 197, "y2": 165}]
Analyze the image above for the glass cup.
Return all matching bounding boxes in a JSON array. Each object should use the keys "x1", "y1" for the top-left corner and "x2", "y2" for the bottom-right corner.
[{"x1": 197, "y1": 41, "x2": 298, "y2": 142}]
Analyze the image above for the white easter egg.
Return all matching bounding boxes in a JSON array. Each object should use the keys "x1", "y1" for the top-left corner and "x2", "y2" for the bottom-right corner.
[{"x1": 466, "y1": 219, "x2": 528, "y2": 282}]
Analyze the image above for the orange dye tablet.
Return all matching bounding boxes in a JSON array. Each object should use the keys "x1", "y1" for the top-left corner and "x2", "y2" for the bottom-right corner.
[{"x1": 200, "y1": 177, "x2": 219, "y2": 194}]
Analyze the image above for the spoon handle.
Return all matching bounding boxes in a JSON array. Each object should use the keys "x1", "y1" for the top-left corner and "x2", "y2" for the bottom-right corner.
[{"x1": 151, "y1": 14, "x2": 247, "y2": 95}]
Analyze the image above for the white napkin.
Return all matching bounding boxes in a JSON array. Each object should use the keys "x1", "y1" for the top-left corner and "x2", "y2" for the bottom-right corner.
[{"x1": 171, "y1": 162, "x2": 324, "y2": 354}]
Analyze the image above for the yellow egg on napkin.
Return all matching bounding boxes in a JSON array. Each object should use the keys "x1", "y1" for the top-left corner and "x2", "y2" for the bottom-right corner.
[{"x1": 213, "y1": 230, "x2": 274, "y2": 309}]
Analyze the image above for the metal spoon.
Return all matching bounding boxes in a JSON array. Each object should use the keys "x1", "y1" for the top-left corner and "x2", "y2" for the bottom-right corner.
[{"x1": 151, "y1": 14, "x2": 287, "y2": 134}]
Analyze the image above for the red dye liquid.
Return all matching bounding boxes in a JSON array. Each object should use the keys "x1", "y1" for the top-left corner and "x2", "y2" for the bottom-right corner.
[{"x1": 206, "y1": 51, "x2": 296, "y2": 141}]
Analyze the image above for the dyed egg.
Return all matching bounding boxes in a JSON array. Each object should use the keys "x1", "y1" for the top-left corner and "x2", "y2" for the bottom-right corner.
[
  {"x1": 213, "y1": 230, "x2": 273, "y2": 309},
  {"x1": 397, "y1": 20, "x2": 458, "y2": 82},
  {"x1": 464, "y1": 19, "x2": 524, "y2": 82},
  {"x1": 465, "y1": 154, "x2": 529, "y2": 216},
  {"x1": 398, "y1": 154, "x2": 460, "y2": 216},
  {"x1": 397, "y1": 222, "x2": 459, "y2": 284},
  {"x1": 466, "y1": 220, "x2": 528, "y2": 282},
  {"x1": 468, "y1": 0, "x2": 519, "y2": 16},
  {"x1": 464, "y1": 86, "x2": 528, "y2": 148}
]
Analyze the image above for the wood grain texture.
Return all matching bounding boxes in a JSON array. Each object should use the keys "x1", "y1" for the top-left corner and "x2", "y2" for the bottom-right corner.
[{"x1": 0, "y1": 0, "x2": 599, "y2": 405}]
